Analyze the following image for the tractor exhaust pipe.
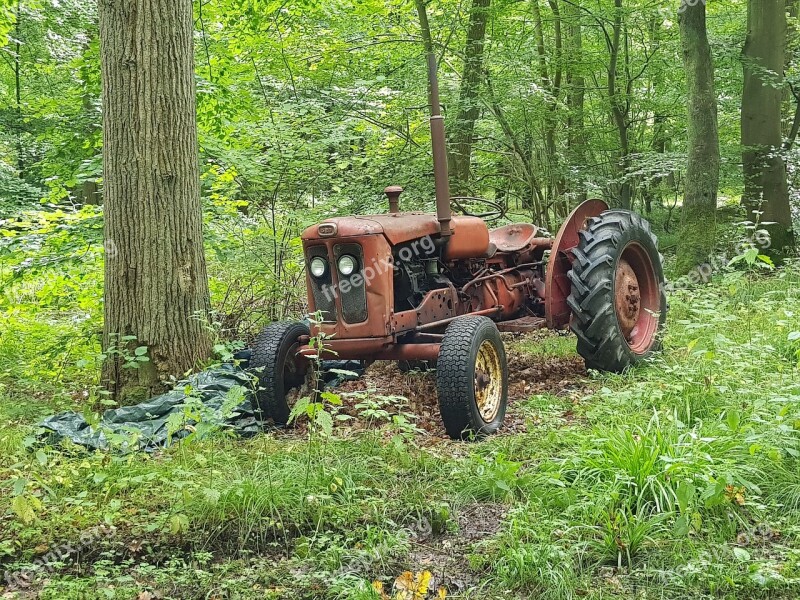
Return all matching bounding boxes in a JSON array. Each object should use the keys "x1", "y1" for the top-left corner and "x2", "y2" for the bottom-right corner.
[{"x1": 416, "y1": 0, "x2": 452, "y2": 238}]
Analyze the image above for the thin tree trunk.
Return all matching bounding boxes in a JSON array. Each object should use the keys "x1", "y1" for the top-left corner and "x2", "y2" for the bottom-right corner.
[
  {"x1": 786, "y1": 85, "x2": 800, "y2": 151},
  {"x1": 566, "y1": 1, "x2": 586, "y2": 204},
  {"x1": 676, "y1": 0, "x2": 719, "y2": 275},
  {"x1": 783, "y1": 0, "x2": 798, "y2": 140},
  {"x1": 531, "y1": 0, "x2": 564, "y2": 221},
  {"x1": 647, "y1": 13, "x2": 671, "y2": 212},
  {"x1": 14, "y1": 0, "x2": 23, "y2": 180},
  {"x1": 450, "y1": 0, "x2": 490, "y2": 193},
  {"x1": 742, "y1": 0, "x2": 795, "y2": 256},
  {"x1": 99, "y1": 0, "x2": 212, "y2": 403},
  {"x1": 608, "y1": 0, "x2": 632, "y2": 209},
  {"x1": 75, "y1": 32, "x2": 101, "y2": 206}
]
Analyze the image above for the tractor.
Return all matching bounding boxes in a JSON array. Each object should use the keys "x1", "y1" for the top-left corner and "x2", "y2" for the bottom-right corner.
[{"x1": 251, "y1": 44, "x2": 667, "y2": 440}]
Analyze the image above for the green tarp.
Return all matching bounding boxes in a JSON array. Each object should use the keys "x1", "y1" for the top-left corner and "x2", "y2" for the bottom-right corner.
[
  {"x1": 37, "y1": 360, "x2": 364, "y2": 452},
  {"x1": 38, "y1": 365, "x2": 260, "y2": 452}
]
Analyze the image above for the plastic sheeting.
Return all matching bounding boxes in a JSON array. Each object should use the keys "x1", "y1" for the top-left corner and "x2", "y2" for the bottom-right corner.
[
  {"x1": 38, "y1": 365, "x2": 260, "y2": 452},
  {"x1": 37, "y1": 359, "x2": 364, "y2": 452}
]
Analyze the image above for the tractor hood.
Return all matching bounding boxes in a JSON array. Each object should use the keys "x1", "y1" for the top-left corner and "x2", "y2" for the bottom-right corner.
[
  {"x1": 302, "y1": 213, "x2": 442, "y2": 245},
  {"x1": 302, "y1": 212, "x2": 491, "y2": 260}
]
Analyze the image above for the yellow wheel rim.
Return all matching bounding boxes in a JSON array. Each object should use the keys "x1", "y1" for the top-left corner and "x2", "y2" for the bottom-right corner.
[{"x1": 475, "y1": 340, "x2": 503, "y2": 422}]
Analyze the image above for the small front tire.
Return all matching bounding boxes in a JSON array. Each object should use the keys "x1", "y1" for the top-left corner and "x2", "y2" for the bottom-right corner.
[
  {"x1": 436, "y1": 317, "x2": 508, "y2": 440},
  {"x1": 250, "y1": 322, "x2": 311, "y2": 426}
]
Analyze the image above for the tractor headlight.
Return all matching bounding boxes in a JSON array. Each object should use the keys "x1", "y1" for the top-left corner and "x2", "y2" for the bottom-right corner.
[
  {"x1": 338, "y1": 255, "x2": 358, "y2": 277},
  {"x1": 309, "y1": 257, "x2": 328, "y2": 278}
]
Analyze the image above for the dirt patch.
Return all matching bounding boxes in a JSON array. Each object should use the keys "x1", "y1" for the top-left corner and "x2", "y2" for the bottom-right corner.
[
  {"x1": 324, "y1": 332, "x2": 591, "y2": 439},
  {"x1": 406, "y1": 503, "x2": 509, "y2": 593},
  {"x1": 506, "y1": 349, "x2": 588, "y2": 400}
]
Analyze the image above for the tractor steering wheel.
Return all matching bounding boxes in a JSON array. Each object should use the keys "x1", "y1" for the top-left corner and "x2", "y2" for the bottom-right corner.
[{"x1": 451, "y1": 196, "x2": 507, "y2": 223}]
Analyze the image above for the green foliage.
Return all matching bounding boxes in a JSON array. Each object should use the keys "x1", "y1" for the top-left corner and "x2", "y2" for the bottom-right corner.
[
  {"x1": 3, "y1": 0, "x2": 800, "y2": 598},
  {"x1": 4, "y1": 271, "x2": 800, "y2": 597}
]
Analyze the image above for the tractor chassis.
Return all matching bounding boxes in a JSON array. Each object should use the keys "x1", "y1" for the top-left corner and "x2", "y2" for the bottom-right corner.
[{"x1": 294, "y1": 201, "x2": 606, "y2": 364}]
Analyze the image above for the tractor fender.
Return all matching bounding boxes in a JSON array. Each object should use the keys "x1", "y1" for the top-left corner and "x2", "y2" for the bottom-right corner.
[{"x1": 544, "y1": 199, "x2": 609, "y2": 329}]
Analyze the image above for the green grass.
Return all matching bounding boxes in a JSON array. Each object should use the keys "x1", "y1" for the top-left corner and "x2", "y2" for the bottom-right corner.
[
  {"x1": 514, "y1": 332, "x2": 576, "y2": 358},
  {"x1": 3, "y1": 270, "x2": 800, "y2": 599}
]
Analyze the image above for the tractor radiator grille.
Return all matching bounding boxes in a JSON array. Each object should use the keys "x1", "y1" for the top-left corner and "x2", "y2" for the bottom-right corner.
[
  {"x1": 307, "y1": 246, "x2": 336, "y2": 321},
  {"x1": 334, "y1": 243, "x2": 368, "y2": 324}
]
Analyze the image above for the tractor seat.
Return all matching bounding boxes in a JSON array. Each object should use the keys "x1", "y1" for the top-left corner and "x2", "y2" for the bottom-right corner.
[{"x1": 489, "y1": 223, "x2": 539, "y2": 253}]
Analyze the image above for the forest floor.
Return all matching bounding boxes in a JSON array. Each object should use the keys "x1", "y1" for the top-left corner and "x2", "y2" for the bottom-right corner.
[{"x1": 3, "y1": 271, "x2": 800, "y2": 599}]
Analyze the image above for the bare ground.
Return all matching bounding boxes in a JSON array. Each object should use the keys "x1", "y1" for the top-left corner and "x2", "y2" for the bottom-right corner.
[{"x1": 328, "y1": 331, "x2": 591, "y2": 440}]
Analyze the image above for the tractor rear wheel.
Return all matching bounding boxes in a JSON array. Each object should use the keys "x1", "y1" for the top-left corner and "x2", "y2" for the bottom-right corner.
[
  {"x1": 436, "y1": 317, "x2": 508, "y2": 440},
  {"x1": 567, "y1": 210, "x2": 666, "y2": 372},
  {"x1": 250, "y1": 322, "x2": 312, "y2": 426}
]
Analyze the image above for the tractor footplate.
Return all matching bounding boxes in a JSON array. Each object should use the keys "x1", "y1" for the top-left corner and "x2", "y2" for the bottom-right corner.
[{"x1": 496, "y1": 316, "x2": 547, "y2": 333}]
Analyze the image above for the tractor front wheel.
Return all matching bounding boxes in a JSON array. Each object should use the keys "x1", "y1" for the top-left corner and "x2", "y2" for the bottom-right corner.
[
  {"x1": 436, "y1": 317, "x2": 508, "y2": 440},
  {"x1": 250, "y1": 322, "x2": 312, "y2": 426},
  {"x1": 567, "y1": 210, "x2": 667, "y2": 372}
]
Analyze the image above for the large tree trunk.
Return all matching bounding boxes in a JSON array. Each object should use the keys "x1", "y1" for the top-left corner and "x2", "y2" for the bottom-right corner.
[
  {"x1": 676, "y1": 0, "x2": 720, "y2": 275},
  {"x1": 450, "y1": 0, "x2": 490, "y2": 193},
  {"x1": 99, "y1": 0, "x2": 211, "y2": 403},
  {"x1": 742, "y1": 0, "x2": 795, "y2": 256}
]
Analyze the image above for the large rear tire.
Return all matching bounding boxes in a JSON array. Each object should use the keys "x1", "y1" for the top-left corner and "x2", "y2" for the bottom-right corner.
[
  {"x1": 567, "y1": 210, "x2": 667, "y2": 372},
  {"x1": 250, "y1": 322, "x2": 311, "y2": 426},
  {"x1": 436, "y1": 317, "x2": 508, "y2": 440}
]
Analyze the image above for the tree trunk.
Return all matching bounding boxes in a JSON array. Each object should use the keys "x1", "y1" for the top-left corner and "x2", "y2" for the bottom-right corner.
[
  {"x1": 783, "y1": 0, "x2": 798, "y2": 139},
  {"x1": 99, "y1": 0, "x2": 211, "y2": 403},
  {"x1": 14, "y1": 0, "x2": 24, "y2": 181},
  {"x1": 608, "y1": 0, "x2": 632, "y2": 210},
  {"x1": 74, "y1": 32, "x2": 102, "y2": 206},
  {"x1": 450, "y1": 0, "x2": 490, "y2": 193},
  {"x1": 76, "y1": 179, "x2": 101, "y2": 206},
  {"x1": 676, "y1": 0, "x2": 720, "y2": 276},
  {"x1": 742, "y1": 0, "x2": 795, "y2": 256},
  {"x1": 647, "y1": 13, "x2": 673, "y2": 211},
  {"x1": 566, "y1": 1, "x2": 586, "y2": 204}
]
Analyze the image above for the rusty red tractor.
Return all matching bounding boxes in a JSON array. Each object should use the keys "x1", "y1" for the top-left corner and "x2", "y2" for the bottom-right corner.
[{"x1": 252, "y1": 48, "x2": 667, "y2": 440}]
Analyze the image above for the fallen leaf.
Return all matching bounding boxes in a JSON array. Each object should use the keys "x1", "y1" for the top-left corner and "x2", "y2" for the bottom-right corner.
[
  {"x1": 394, "y1": 570, "x2": 432, "y2": 600},
  {"x1": 372, "y1": 580, "x2": 389, "y2": 599}
]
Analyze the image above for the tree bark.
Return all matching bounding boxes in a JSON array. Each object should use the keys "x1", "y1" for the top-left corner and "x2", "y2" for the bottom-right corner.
[
  {"x1": 676, "y1": 0, "x2": 720, "y2": 276},
  {"x1": 450, "y1": 0, "x2": 490, "y2": 193},
  {"x1": 99, "y1": 0, "x2": 212, "y2": 403},
  {"x1": 741, "y1": 0, "x2": 795, "y2": 256}
]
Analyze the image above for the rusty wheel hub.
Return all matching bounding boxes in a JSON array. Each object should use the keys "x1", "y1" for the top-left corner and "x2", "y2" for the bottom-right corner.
[
  {"x1": 475, "y1": 340, "x2": 503, "y2": 422},
  {"x1": 284, "y1": 343, "x2": 313, "y2": 405},
  {"x1": 615, "y1": 259, "x2": 641, "y2": 341}
]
